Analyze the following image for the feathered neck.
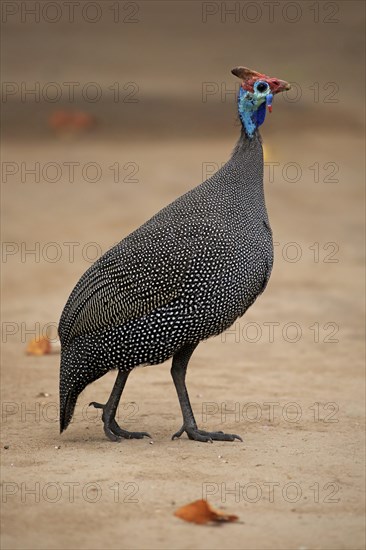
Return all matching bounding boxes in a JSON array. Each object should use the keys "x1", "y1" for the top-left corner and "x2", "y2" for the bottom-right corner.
[{"x1": 232, "y1": 126, "x2": 262, "y2": 156}]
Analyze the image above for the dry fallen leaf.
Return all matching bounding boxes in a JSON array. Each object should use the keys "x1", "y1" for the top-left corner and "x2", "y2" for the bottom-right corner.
[
  {"x1": 26, "y1": 336, "x2": 51, "y2": 356},
  {"x1": 48, "y1": 110, "x2": 96, "y2": 133},
  {"x1": 174, "y1": 499, "x2": 238, "y2": 525}
]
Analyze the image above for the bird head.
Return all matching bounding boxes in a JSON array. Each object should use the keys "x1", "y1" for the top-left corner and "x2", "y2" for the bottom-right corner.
[{"x1": 231, "y1": 66, "x2": 291, "y2": 138}]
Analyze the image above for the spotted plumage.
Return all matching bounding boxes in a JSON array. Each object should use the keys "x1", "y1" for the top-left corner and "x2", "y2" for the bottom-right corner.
[{"x1": 59, "y1": 66, "x2": 290, "y2": 442}]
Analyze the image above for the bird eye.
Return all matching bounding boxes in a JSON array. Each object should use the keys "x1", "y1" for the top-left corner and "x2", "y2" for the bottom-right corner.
[{"x1": 256, "y1": 81, "x2": 268, "y2": 93}]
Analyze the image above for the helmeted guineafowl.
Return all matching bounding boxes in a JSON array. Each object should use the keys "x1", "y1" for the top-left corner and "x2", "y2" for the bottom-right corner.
[{"x1": 59, "y1": 66, "x2": 291, "y2": 443}]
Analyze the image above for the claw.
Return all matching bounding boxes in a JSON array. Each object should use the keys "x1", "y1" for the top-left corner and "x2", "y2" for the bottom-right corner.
[
  {"x1": 89, "y1": 401, "x2": 104, "y2": 409},
  {"x1": 104, "y1": 426, "x2": 123, "y2": 442},
  {"x1": 89, "y1": 401, "x2": 151, "y2": 441},
  {"x1": 171, "y1": 426, "x2": 185, "y2": 440},
  {"x1": 172, "y1": 425, "x2": 243, "y2": 443}
]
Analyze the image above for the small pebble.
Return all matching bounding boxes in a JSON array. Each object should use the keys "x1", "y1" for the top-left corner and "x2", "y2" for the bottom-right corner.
[
  {"x1": 4, "y1": 445, "x2": 9, "y2": 450},
  {"x1": 149, "y1": 440, "x2": 154, "y2": 445},
  {"x1": 55, "y1": 446, "x2": 61, "y2": 449},
  {"x1": 37, "y1": 392, "x2": 50, "y2": 398}
]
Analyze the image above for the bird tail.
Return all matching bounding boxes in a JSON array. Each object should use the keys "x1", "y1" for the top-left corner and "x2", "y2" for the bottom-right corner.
[
  {"x1": 60, "y1": 386, "x2": 78, "y2": 434},
  {"x1": 59, "y1": 346, "x2": 109, "y2": 434}
]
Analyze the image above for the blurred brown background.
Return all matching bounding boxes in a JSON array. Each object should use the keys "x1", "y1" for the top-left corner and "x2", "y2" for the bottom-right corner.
[{"x1": 1, "y1": 2, "x2": 365, "y2": 549}]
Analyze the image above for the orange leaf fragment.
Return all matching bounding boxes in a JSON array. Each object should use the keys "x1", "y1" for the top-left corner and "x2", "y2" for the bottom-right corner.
[
  {"x1": 26, "y1": 336, "x2": 52, "y2": 356},
  {"x1": 48, "y1": 110, "x2": 96, "y2": 133},
  {"x1": 174, "y1": 499, "x2": 239, "y2": 525}
]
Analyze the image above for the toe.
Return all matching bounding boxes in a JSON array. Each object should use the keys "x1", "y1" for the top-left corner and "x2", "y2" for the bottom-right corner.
[
  {"x1": 89, "y1": 401, "x2": 104, "y2": 410},
  {"x1": 171, "y1": 426, "x2": 185, "y2": 440},
  {"x1": 103, "y1": 426, "x2": 123, "y2": 442},
  {"x1": 191, "y1": 429, "x2": 242, "y2": 442},
  {"x1": 187, "y1": 429, "x2": 213, "y2": 443},
  {"x1": 126, "y1": 431, "x2": 151, "y2": 439},
  {"x1": 210, "y1": 432, "x2": 243, "y2": 442}
]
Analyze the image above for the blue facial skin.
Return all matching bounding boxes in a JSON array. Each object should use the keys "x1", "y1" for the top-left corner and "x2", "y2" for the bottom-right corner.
[{"x1": 238, "y1": 80, "x2": 273, "y2": 138}]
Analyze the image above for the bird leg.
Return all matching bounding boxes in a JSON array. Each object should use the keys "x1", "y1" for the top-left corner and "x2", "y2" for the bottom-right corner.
[
  {"x1": 89, "y1": 370, "x2": 151, "y2": 442},
  {"x1": 171, "y1": 344, "x2": 243, "y2": 443}
]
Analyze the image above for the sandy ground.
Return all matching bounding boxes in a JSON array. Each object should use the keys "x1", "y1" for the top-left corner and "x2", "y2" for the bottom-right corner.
[
  {"x1": 1, "y1": 130, "x2": 365, "y2": 549},
  {"x1": 1, "y1": 1, "x2": 365, "y2": 549}
]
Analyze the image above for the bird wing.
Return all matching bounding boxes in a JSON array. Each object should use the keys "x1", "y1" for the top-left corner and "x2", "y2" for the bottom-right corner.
[{"x1": 58, "y1": 216, "x2": 196, "y2": 347}]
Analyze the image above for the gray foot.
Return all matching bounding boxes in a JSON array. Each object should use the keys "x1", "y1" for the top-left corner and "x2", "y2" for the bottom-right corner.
[
  {"x1": 89, "y1": 401, "x2": 151, "y2": 442},
  {"x1": 172, "y1": 425, "x2": 243, "y2": 443}
]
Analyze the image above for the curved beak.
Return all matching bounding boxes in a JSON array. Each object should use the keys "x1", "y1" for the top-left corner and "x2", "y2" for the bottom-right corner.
[{"x1": 274, "y1": 79, "x2": 291, "y2": 94}]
